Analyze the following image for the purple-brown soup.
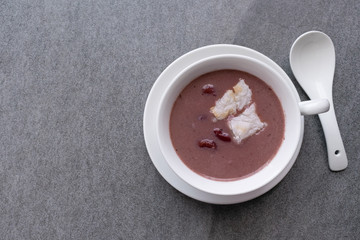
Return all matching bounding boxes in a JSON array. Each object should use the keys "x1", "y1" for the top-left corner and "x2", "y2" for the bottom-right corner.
[{"x1": 170, "y1": 70, "x2": 285, "y2": 181}]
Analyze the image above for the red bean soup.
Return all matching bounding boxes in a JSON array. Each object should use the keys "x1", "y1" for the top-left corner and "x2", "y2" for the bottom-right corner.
[{"x1": 169, "y1": 70, "x2": 285, "y2": 181}]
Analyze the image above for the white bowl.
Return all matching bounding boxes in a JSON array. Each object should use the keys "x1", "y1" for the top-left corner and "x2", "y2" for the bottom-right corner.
[{"x1": 156, "y1": 54, "x2": 329, "y2": 196}]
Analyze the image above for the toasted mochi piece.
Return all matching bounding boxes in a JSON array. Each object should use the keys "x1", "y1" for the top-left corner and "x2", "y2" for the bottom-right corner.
[
  {"x1": 228, "y1": 103, "x2": 267, "y2": 144},
  {"x1": 210, "y1": 79, "x2": 252, "y2": 120},
  {"x1": 233, "y1": 79, "x2": 252, "y2": 111},
  {"x1": 210, "y1": 90, "x2": 237, "y2": 120}
]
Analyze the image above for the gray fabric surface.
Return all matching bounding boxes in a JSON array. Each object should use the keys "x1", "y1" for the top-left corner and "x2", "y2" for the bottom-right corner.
[{"x1": 0, "y1": 0, "x2": 359, "y2": 239}]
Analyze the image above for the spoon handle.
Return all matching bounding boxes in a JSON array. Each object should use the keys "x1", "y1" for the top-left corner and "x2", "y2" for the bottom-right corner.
[{"x1": 318, "y1": 105, "x2": 348, "y2": 171}]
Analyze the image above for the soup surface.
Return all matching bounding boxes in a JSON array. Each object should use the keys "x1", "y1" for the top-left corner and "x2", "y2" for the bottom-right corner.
[{"x1": 170, "y1": 70, "x2": 285, "y2": 180}]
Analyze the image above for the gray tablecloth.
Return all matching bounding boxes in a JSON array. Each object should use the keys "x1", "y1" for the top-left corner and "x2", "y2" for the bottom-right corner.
[{"x1": 1, "y1": 0, "x2": 359, "y2": 239}]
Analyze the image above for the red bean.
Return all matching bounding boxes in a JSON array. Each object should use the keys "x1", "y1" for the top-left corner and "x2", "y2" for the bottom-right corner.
[
  {"x1": 202, "y1": 84, "x2": 215, "y2": 94},
  {"x1": 217, "y1": 132, "x2": 231, "y2": 142},
  {"x1": 213, "y1": 128, "x2": 232, "y2": 142},
  {"x1": 198, "y1": 139, "x2": 217, "y2": 149},
  {"x1": 213, "y1": 128, "x2": 222, "y2": 135}
]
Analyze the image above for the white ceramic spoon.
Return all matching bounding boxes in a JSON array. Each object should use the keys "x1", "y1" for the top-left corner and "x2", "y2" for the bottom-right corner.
[{"x1": 290, "y1": 31, "x2": 348, "y2": 171}]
